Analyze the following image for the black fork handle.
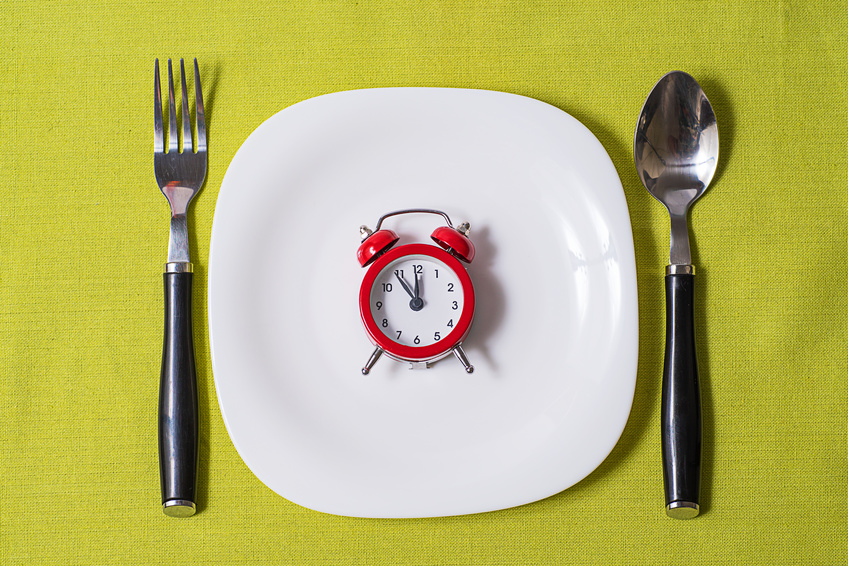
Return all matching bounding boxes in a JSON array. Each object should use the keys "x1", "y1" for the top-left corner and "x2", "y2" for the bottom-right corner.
[
  {"x1": 159, "y1": 268, "x2": 199, "y2": 517},
  {"x1": 662, "y1": 271, "x2": 702, "y2": 519}
]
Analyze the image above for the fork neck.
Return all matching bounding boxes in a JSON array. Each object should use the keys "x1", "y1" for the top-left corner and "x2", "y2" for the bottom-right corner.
[{"x1": 168, "y1": 214, "x2": 191, "y2": 265}]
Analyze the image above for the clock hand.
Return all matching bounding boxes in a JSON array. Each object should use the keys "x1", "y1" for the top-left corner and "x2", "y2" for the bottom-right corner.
[
  {"x1": 395, "y1": 271, "x2": 415, "y2": 299},
  {"x1": 409, "y1": 271, "x2": 424, "y2": 312}
]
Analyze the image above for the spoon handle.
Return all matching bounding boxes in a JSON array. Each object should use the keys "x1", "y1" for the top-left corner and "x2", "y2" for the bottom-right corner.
[{"x1": 662, "y1": 270, "x2": 702, "y2": 519}]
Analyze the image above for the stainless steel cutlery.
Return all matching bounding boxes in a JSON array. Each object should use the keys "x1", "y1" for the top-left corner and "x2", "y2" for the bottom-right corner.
[
  {"x1": 634, "y1": 71, "x2": 719, "y2": 519},
  {"x1": 153, "y1": 58, "x2": 206, "y2": 517}
]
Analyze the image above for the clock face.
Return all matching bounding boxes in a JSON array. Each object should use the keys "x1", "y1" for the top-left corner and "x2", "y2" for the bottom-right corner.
[
  {"x1": 360, "y1": 244, "x2": 475, "y2": 362},
  {"x1": 371, "y1": 254, "x2": 463, "y2": 347}
]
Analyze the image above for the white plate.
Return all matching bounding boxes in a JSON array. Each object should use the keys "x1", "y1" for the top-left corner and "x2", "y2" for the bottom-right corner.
[{"x1": 209, "y1": 88, "x2": 638, "y2": 518}]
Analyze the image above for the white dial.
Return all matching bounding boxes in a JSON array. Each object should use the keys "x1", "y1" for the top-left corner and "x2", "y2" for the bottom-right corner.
[{"x1": 369, "y1": 254, "x2": 464, "y2": 348}]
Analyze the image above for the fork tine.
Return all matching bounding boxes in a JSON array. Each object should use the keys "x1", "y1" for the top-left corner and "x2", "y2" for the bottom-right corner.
[
  {"x1": 154, "y1": 59, "x2": 164, "y2": 153},
  {"x1": 180, "y1": 59, "x2": 192, "y2": 153},
  {"x1": 167, "y1": 59, "x2": 178, "y2": 153},
  {"x1": 193, "y1": 59, "x2": 206, "y2": 153}
]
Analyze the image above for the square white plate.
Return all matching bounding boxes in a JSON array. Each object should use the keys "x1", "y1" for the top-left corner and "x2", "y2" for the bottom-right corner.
[{"x1": 208, "y1": 88, "x2": 638, "y2": 518}]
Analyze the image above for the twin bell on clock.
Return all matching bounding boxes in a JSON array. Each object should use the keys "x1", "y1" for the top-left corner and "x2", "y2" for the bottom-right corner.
[{"x1": 357, "y1": 209, "x2": 477, "y2": 375}]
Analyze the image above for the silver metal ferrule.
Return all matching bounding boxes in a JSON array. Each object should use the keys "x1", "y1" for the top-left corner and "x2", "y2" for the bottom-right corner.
[
  {"x1": 163, "y1": 499, "x2": 196, "y2": 517},
  {"x1": 666, "y1": 264, "x2": 695, "y2": 276},
  {"x1": 165, "y1": 262, "x2": 193, "y2": 273},
  {"x1": 666, "y1": 501, "x2": 699, "y2": 519}
]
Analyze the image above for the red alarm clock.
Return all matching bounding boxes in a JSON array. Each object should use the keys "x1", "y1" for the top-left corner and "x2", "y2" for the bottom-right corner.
[{"x1": 357, "y1": 209, "x2": 476, "y2": 375}]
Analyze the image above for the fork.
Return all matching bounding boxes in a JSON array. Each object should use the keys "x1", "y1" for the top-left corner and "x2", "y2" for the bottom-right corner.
[{"x1": 154, "y1": 58, "x2": 206, "y2": 517}]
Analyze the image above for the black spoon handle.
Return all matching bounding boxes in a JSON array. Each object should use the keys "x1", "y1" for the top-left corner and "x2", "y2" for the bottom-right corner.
[
  {"x1": 661, "y1": 270, "x2": 702, "y2": 519},
  {"x1": 158, "y1": 268, "x2": 199, "y2": 517}
]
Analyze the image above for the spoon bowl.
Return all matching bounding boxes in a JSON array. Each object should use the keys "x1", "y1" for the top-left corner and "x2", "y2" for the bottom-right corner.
[{"x1": 635, "y1": 71, "x2": 718, "y2": 265}]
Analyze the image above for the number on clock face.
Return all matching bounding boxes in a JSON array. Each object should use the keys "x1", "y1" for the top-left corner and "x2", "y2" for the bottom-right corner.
[{"x1": 370, "y1": 254, "x2": 463, "y2": 347}]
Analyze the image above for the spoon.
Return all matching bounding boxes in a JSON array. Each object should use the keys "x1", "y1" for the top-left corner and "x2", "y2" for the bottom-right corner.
[{"x1": 634, "y1": 71, "x2": 718, "y2": 519}]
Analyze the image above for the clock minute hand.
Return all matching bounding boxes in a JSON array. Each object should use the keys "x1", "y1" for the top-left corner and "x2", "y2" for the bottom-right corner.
[
  {"x1": 409, "y1": 271, "x2": 424, "y2": 311},
  {"x1": 395, "y1": 271, "x2": 415, "y2": 299}
]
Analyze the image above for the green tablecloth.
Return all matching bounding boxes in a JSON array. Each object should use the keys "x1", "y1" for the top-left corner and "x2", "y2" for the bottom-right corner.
[{"x1": 2, "y1": 1, "x2": 845, "y2": 564}]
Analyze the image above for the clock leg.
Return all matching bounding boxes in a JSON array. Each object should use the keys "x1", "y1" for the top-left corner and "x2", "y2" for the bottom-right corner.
[
  {"x1": 452, "y1": 345, "x2": 474, "y2": 374},
  {"x1": 361, "y1": 347, "x2": 383, "y2": 375}
]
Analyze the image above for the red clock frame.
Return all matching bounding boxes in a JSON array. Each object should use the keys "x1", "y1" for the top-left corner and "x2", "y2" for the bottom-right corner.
[{"x1": 358, "y1": 243, "x2": 475, "y2": 362}]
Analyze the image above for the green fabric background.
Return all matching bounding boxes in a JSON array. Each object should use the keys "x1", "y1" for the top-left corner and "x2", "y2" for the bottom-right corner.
[{"x1": 1, "y1": 1, "x2": 845, "y2": 564}]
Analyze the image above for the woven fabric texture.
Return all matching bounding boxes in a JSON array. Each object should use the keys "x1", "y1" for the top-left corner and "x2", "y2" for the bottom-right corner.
[{"x1": 1, "y1": 1, "x2": 845, "y2": 564}]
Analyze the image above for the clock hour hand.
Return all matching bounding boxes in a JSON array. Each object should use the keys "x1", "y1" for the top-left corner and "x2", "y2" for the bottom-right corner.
[
  {"x1": 395, "y1": 271, "x2": 415, "y2": 299},
  {"x1": 395, "y1": 271, "x2": 424, "y2": 312}
]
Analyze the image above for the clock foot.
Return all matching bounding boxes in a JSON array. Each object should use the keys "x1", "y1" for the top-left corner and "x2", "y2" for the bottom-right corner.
[
  {"x1": 453, "y1": 345, "x2": 474, "y2": 374},
  {"x1": 361, "y1": 347, "x2": 383, "y2": 375}
]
